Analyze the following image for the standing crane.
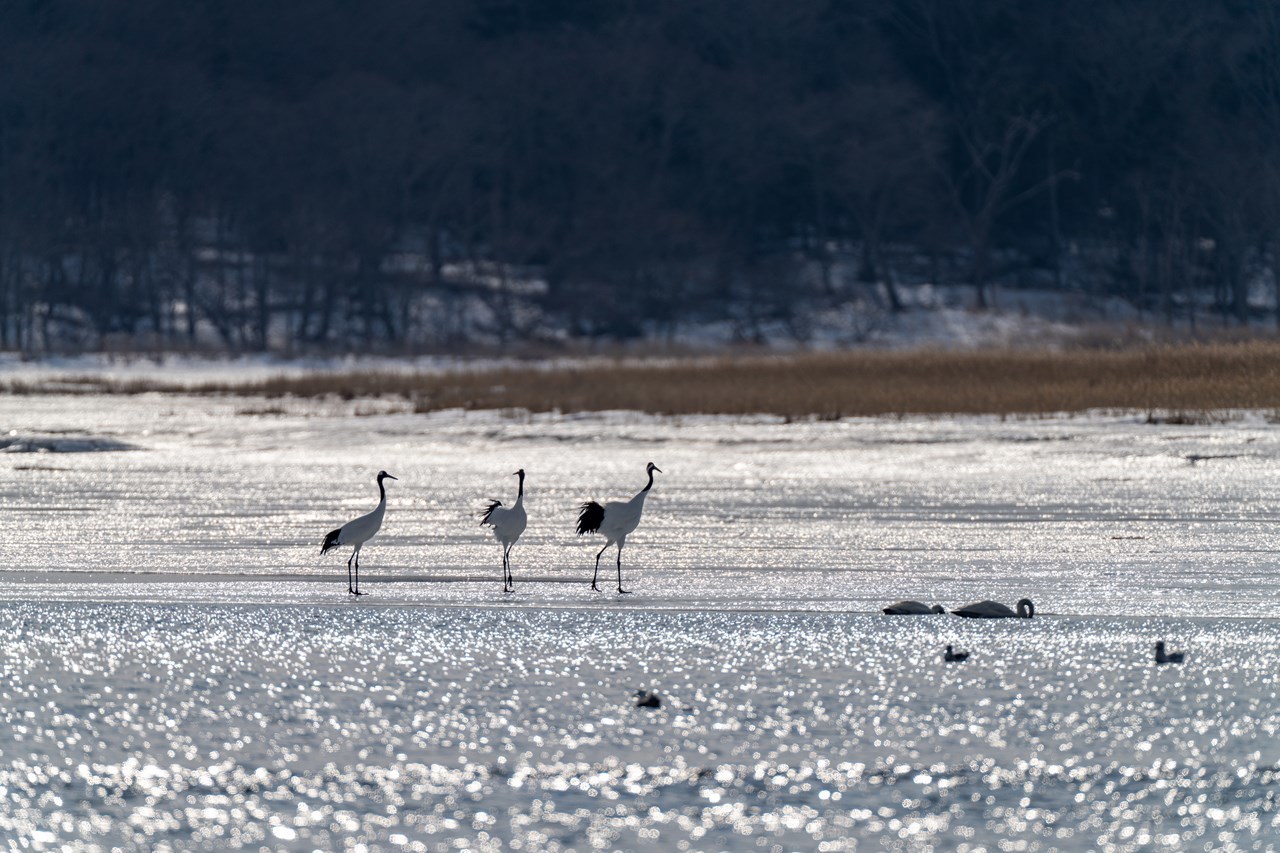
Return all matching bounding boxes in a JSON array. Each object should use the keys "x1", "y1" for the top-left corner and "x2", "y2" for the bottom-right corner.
[
  {"x1": 576, "y1": 462, "x2": 661, "y2": 594},
  {"x1": 321, "y1": 470, "x2": 397, "y2": 596},
  {"x1": 479, "y1": 469, "x2": 527, "y2": 592}
]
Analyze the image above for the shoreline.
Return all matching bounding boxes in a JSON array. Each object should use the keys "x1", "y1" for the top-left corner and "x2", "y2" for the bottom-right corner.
[{"x1": 5, "y1": 342, "x2": 1280, "y2": 418}]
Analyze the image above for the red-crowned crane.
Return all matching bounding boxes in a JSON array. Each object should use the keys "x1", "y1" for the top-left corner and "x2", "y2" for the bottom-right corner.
[
  {"x1": 576, "y1": 462, "x2": 661, "y2": 594},
  {"x1": 321, "y1": 470, "x2": 397, "y2": 596},
  {"x1": 479, "y1": 469, "x2": 527, "y2": 592}
]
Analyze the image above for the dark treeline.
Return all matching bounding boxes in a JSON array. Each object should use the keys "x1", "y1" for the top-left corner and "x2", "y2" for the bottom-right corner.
[{"x1": 1, "y1": 0, "x2": 1278, "y2": 352}]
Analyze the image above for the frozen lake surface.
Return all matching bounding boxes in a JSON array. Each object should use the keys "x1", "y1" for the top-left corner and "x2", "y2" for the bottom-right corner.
[
  {"x1": 1, "y1": 394, "x2": 1279, "y2": 848},
  {"x1": 2, "y1": 605, "x2": 1277, "y2": 850}
]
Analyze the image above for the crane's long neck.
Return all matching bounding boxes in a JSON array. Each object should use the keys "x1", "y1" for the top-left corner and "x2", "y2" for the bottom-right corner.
[
  {"x1": 626, "y1": 467, "x2": 656, "y2": 506},
  {"x1": 376, "y1": 477, "x2": 388, "y2": 508},
  {"x1": 514, "y1": 473, "x2": 525, "y2": 507}
]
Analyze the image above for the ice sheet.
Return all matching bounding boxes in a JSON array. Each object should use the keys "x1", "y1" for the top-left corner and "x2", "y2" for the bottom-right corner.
[
  {"x1": 0, "y1": 604, "x2": 1276, "y2": 849},
  {"x1": 2, "y1": 395, "x2": 1279, "y2": 849},
  {"x1": 1, "y1": 395, "x2": 1279, "y2": 616}
]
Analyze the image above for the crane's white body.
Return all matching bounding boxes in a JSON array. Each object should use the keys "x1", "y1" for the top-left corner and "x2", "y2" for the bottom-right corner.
[
  {"x1": 485, "y1": 499, "x2": 527, "y2": 546},
  {"x1": 883, "y1": 600, "x2": 945, "y2": 615},
  {"x1": 322, "y1": 470, "x2": 396, "y2": 595},
  {"x1": 596, "y1": 491, "x2": 648, "y2": 544},
  {"x1": 480, "y1": 470, "x2": 527, "y2": 592},
  {"x1": 578, "y1": 462, "x2": 660, "y2": 594},
  {"x1": 951, "y1": 598, "x2": 1034, "y2": 619},
  {"x1": 335, "y1": 499, "x2": 387, "y2": 550}
]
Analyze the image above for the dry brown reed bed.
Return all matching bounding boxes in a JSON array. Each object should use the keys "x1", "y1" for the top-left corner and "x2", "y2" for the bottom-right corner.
[{"x1": 7, "y1": 342, "x2": 1280, "y2": 418}]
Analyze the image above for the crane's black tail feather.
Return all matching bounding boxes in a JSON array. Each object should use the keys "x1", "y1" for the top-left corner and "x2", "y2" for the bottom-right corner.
[
  {"x1": 576, "y1": 501, "x2": 605, "y2": 535},
  {"x1": 320, "y1": 528, "x2": 342, "y2": 555},
  {"x1": 479, "y1": 500, "x2": 502, "y2": 525}
]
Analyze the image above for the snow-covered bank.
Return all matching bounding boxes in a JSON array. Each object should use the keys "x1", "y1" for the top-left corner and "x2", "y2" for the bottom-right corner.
[
  {"x1": 0, "y1": 352, "x2": 509, "y2": 389},
  {"x1": 0, "y1": 282, "x2": 1247, "y2": 391}
]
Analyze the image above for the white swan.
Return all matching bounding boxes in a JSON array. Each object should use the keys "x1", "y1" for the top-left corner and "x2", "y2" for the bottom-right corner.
[
  {"x1": 951, "y1": 598, "x2": 1035, "y2": 619},
  {"x1": 1154, "y1": 641, "x2": 1184, "y2": 664},
  {"x1": 882, "y1": 600, "x2": 946, "y2": 615}
]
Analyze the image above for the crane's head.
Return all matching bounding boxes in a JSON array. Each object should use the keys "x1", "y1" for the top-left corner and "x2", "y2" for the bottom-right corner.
[
  {"x1": 513, "y1": 468, "x2": 525, "y2": 479},
  {"x1": 377, "y1": 470, "x2": 398, "y2": 482},
  {"x1": 647, "y1": 462, "x2": 662, "y2": 474}
]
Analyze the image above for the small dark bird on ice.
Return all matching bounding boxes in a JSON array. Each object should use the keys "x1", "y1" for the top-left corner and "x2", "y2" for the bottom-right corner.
[
  {"x1": 1154, "y1": 641, "x2": 1184, "y2": 664},
  {"x1": 634, "y1": 689, "x2": 662, "y2": 708},
  {"x1": 944, "y1": 644, "x2": 970, "y2": 662}
]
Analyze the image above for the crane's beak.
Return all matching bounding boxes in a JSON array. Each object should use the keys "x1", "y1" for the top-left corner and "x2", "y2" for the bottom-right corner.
[
  {"x1": 385, "y1": 474, "x2": 399, "y2": 481},
  {"x1": 653, "y1": 465, "x2": 663, "y2": 474}
]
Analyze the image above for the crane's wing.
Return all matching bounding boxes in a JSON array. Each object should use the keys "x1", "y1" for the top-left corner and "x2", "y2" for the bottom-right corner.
[
  {"x1": 577, "y1": 501, "x2": 605, "y2": 535},
  {"x1": 479, "y1": 500, "x2": 503, "y2": 526}
]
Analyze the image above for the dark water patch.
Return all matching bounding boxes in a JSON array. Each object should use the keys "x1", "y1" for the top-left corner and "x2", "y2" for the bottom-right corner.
[{"x1": 1, "y1": 435, "x2": 140, "y2": 453}]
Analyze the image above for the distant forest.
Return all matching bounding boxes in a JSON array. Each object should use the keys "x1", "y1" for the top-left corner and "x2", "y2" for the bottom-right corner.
[{"x1": 2, "y1": 0, "x2": 1279, "y2": 351}]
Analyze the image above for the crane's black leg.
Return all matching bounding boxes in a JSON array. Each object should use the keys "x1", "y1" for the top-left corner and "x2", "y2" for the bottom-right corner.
[
  {"x1": 353, "y1": 550, "x2": 368, "y2": 596},
  {"x1": 503, "y1": 549, "x2": 512, "y2": 593},
  {"x1": 507, "y1": 546, "x2": 514, "y2": 592},
  {"x1": 616, "y1": 547, "x2": 630, "y2": 595},
  {"x1": 591, "y1": 544, "x2": 609, "y2": 591},
  {"x1": 347, "y1": 552, "x2": 356, "y2": 595}
]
